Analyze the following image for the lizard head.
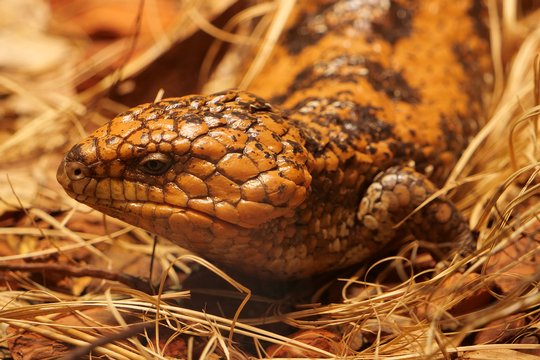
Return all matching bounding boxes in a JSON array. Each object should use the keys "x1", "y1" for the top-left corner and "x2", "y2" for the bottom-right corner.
[{"x1": 57, "y1": 90, "x2": 313, "y2": 260}]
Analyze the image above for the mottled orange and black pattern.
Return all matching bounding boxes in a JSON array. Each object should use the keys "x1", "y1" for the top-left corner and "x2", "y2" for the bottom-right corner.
[{"x1": 58, "y1": 0, "x2": 491, "y2": 279}]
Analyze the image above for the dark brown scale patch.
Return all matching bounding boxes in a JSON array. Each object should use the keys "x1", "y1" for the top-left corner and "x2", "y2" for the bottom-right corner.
[
  {"x1": 203, "y1": 111, "x2": 221, "y2": 119},
  {"x1": 182, "y1": 114, "x2": 203, "y2": 124},
  {"x1": 386, "y1": 139, "x2": 441, "y2": 184},
  {"x1": 452, "y1": 43, "x2": 487, "y2": 138},
  {"x1": 93, "y1": 137, "x2": 103, "y2": 161},
  {"x1": 249, "y1": 101, "x2": 273, "y2": 113},
  {"x1": 363, "y1": 59, "x2": 420, "y2": 103},
  {"x1": 439, "y1": 113, "x2": 468, "y2": 156},
  {"x1": 283, "y1": 0, "x2": 393, "y2": 55},
  {"x1": 231, "y1": 111, "x2": 251, "y2": 119},
  {"x1": 283, "y1": 2, "x2": 335, "y2": 55},
  {"x1": 268, "y1": 112, "x2": 285, "y2": 123},
  {"x1": 235, "y1": 95, "x2": 271, "y2": 112},
  {"x1": 150, "y1": 102, "x2": 169, "y2": 112},
  {"x1": 298, "y1": 125, "x2": 325, "y2": 156},
  {"x1": 66, "y1": 143, "x2": 84, "y2": 163},
  {"x1": 275, "y1": 55, "x2": 420, "y2": 104},
  {"x1": 342, "y1": 105, "x2": 393, "y2": 142},
  {"x1": 287, "y1": 140, "x2": 304, "y2": 154},
  {"x1": 467, "y1": 0, "x2": 489, "y2": 39},
  {"x1": 289, "y1": 97, "x2": 395, "y2": 156},
  {"x1": 371, "y1": 0, "x2": 415, "y2": 45},
  {"x1": 386, "y1": 139, "x2": 412, "y2": 160}
]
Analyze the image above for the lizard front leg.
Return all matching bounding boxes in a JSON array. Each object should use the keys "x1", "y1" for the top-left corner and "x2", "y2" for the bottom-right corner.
[{"x1": 356, "y1": 166, "x2": 475, "y2": 262}]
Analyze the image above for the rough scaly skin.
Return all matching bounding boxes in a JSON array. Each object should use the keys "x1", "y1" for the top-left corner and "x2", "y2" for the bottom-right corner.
[{"x1": 57, "y1": 0, "x2": 491, "y2": 279}]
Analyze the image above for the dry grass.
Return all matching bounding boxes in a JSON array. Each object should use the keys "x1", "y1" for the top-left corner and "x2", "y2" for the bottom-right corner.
[{"x1": 1, "y1": 1, "x2": 539, "y2": 359}]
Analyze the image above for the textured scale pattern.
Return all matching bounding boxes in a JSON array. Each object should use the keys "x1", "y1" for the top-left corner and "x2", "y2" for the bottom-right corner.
[{"x1": 58, "y1": 0, "x2": 491, "y2": 279}]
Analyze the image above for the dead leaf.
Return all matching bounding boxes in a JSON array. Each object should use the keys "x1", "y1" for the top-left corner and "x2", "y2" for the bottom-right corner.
[
  {"x1": 7, "y1": 308, "x2": 141, "y2": 359},
  {"x1": 518, "y1": 335, "x2": 540, "y2": 356},
  {"x1": 417, "y1": 273, "x2": 493, "y2": 325},
  {"x1": 485, "y1": 225, "x2": 540, "y2": 294},
  {"x1": 474, "y1": 313, "x2": 526, "y2": 344},
  {"x1": 460, "y1": 349, "x2": 540, "y2": 359},
  {"x1": 266, "y1": 329, "x2": 351, "y2": 358}
]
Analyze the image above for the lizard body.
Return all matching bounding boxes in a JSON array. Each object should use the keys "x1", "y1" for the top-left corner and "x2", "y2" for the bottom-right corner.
[{"x1": 58, "y1": 0, "x2": 491, "y2": 279}]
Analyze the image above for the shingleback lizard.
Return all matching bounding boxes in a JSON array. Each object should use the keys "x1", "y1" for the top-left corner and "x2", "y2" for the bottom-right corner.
[{"x1": 57, "y1": 0, "x2": 491, "y2": 279}]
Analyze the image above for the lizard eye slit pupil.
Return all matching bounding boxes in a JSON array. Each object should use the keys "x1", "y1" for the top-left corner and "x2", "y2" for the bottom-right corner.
[{"x1": 138, "y1": 153, "x2": 172, "y2": 175}]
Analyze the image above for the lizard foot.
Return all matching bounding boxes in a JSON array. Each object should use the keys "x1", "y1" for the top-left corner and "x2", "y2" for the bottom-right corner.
[{"x1": 357, "y1": 166, "x2": 475, "y2": 263}]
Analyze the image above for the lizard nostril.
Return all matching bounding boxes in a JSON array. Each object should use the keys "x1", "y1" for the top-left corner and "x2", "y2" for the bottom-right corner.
[{"x1": 65, "y1": 161, "x2": 88, "y2": 181}]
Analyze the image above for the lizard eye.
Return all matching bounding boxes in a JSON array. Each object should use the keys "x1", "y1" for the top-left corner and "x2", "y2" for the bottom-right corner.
[{"x1": 139, "y1": 153, "x2": 172, "y2": 175}]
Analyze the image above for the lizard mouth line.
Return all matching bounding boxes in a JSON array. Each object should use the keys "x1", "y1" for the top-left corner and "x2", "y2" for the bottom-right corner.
[{"x1": 69, "y1": 192, "x2": 249, "y2": 230}]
